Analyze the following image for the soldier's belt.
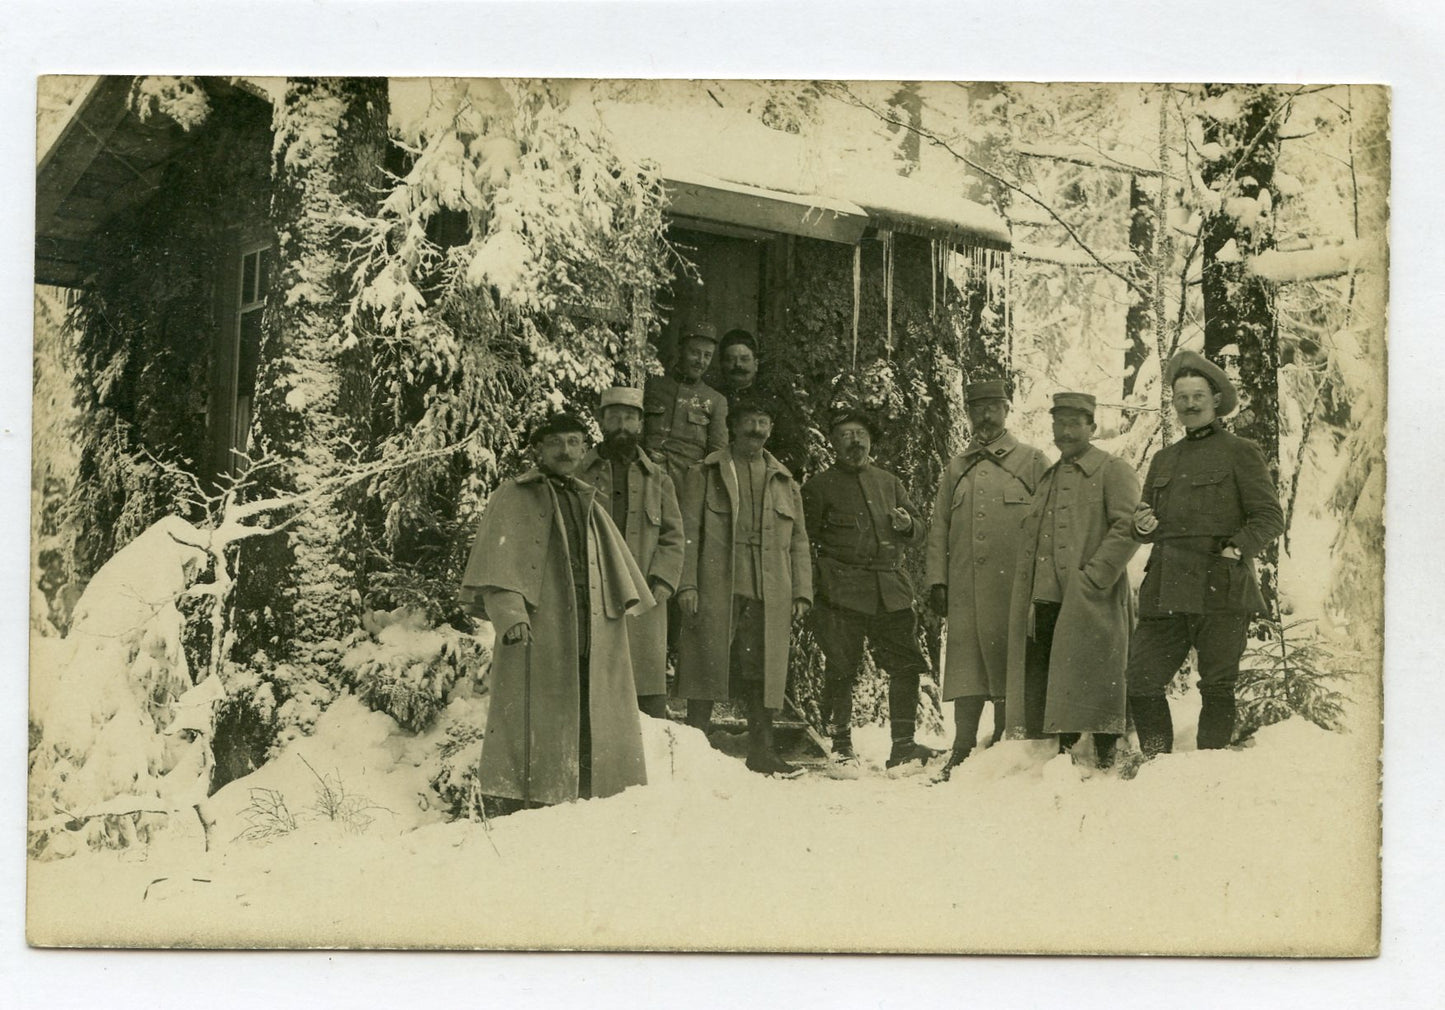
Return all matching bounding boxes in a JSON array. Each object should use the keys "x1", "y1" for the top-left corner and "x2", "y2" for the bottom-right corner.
[{"x1": 739, "y1": 532, "x2": 764, "y2": 546}]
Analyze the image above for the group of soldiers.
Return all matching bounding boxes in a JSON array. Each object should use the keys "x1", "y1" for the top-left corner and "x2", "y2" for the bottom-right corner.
[{"x1": 459, "y1": 322, "x2": 1285, "y2": 811}]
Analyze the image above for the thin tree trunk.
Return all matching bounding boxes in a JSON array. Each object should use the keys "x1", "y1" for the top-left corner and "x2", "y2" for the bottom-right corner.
[{"x1": 1123, "y1": 172, "x2": 1155, "y2": 399}]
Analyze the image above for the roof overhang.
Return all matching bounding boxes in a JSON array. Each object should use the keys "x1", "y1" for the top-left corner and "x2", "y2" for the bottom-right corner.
[
  {"x1": 35, "y1": 76, "x2": 269, "y2": 287},
  {"x1": 663, "y1": 171, "x2": 869, "y2": 245}
]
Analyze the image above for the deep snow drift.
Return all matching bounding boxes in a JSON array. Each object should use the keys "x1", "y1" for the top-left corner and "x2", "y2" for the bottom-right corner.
[{"x1": 28, "y1": 683, "x2": 1378, "y2": 954}]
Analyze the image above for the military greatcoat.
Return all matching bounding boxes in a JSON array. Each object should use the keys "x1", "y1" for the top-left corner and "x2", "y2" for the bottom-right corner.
[
  {"x1": 579, "y1": 448, "x2": 685, "y2": 695},
  {"x1": 925, "y1": 433, "x2": 1049, "y2": 700}
]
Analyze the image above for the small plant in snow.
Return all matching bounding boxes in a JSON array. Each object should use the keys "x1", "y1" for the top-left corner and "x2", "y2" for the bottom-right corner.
[
  {"x1": 299, "y1": 754, "x2": 386, "y2": 834},
  {"x1": 342, "y1": 607, "x2": 489, "y2": 733},
  {"x1": 429, "y1": 722, "x2": 486, "y2": 822},
  {"x1": 1235, "y1": 618, "x2": 1354, "y2": 741},
  {"x1": 234, "y1": 787, "x2": 298, "y2": 842}
]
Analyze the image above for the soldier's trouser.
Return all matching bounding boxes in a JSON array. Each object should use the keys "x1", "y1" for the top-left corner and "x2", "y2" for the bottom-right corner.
[
  {"x1": 638, "y1": 694, "x2": 668, "y2": 719},
  {"x1": 1021, "y1": 600, "x2": 1062, "y2": 739},
  {"x1": 1126, "y1": 612, "x2": 1251, "y2": 752},
  {"x1": 812, "y1": 602, "x2": 930, "y2": 747},
  {"x1": 578, "y1": 649, "x2": 592, "y2": 800}
]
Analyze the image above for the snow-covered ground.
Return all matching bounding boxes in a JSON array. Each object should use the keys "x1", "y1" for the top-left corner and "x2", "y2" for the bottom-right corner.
[{"x1": 29, "y1": 678, "x2": 1378, "y2": 954}]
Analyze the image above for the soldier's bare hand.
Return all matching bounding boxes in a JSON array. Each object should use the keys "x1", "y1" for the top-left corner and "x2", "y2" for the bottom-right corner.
[
  {"x1": 677, "y1": 588, "x2": 699, "y2": 616},
  {"x1": 502, "y1": 621, "x2": 532, "y2": 645},
  {"x1": 793, "y1": 598, "x2": 811, "y2": 619},
  {"x1": 890, "y1": 506, "x2": 912, "y2": 532},
  {"x1": 1133, "y1": 502, "x2": 1159, "y2": 534},
  {"x1": 650, "y1": 580, "x2": 673, "y2": 605}
]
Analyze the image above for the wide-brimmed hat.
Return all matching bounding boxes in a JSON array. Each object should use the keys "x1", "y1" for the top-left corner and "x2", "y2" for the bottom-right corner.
[
  {"x1": 1165, "y1": 350, "x2": 1238, "y2": 416},
  {"x1": 598, "y1": 386, "x2": 644, "y2": 412},
  {"x1": 529, "y1": 412, "x2": 589, "y2": 444},
  {"x1": 964, "y1": 379, "x2": 1010, "y2": 404},
  {"x1": 828, "y1": 408, "x2": 881, "y2": 440},
  {"x1": 1049, "y1": 391, "x2": 1097, "y2": 420}
]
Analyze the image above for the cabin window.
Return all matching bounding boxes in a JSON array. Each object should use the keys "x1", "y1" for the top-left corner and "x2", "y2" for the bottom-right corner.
[{"x1": 232, "y1": 243, "x2": 271, "y2": 460}]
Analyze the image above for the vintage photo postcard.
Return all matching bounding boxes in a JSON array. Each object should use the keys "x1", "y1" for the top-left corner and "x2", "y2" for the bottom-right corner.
[{"x1": 27, "y1": 76, "x2": 1384, "y2": 954}]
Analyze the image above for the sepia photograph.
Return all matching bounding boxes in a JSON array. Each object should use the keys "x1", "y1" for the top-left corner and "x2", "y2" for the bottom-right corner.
[{"x1": 23, "y1": 70, "x2": 1388, "y2": 956}]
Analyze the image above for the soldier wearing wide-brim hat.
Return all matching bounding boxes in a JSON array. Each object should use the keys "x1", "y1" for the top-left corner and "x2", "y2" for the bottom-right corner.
[
  {"x1": 925, "y1": 378, "x2": 1050, "y2": 778},
  {"x1": 1002, "y1": 392, "x2": 1142, "y2": 768},
  {"x1": 642, "y1": 322, "x2": 729, "y2": 492},
  {"x1": 580, "y1": 387, "x2": 685, "y2": 720},
  {"x1": 802, "y1": 408, "x2": 942, "y2": 775},
  {"x1": 1125, "y1": 351, "x2": 1284, "y2": 759}
]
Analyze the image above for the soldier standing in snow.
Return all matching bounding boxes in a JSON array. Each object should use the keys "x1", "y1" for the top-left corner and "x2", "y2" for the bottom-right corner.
[
  {"x1": 642, "y1": 322, "x2": 729, "y2": 492},
  {"x1": 1003, "y1": 393, "x2": 1141, "y2": 768},
  {"x1": 675, "y1": 397, "x2": 813, "y2": 778},
  {"x1": 580, "y1": 387, "x2": 685, "y2": 719},
  {"x1": 1126, "y1": 351, "x2": 1285, "y2": 758},
  {"x1": 925, "y1": 379, "x2": 1050, "y2": 777},
  {"x1": 459, "y1": 413, "x2": 653, "y2": 812},
  {"x1": 803, "y1": 410, "x2": 943, "y2": 776}
]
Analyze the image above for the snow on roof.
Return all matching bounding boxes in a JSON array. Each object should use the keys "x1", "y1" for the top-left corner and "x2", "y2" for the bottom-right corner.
[{"x1": 597, "y1": 99, "x2": 1010, "y2": 248}]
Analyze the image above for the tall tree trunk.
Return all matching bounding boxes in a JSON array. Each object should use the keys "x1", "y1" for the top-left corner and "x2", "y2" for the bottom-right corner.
[
  {"x1": 1123, "y1": 173, "x2": 1155, "y2": 399},
  {"x1": 1198, "y1": 83, "x2": 1282, "y2": 613},
  {"x1": 248, "y1": 77, "x2": 388, "y2": 686}
]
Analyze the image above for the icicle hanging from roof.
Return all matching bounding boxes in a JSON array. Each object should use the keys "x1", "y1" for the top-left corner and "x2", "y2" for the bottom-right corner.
[
  {"x1": 851, "y1": 243, "x2": 861, "y2": 372},
  {"x1": 930, "y1": 238, "x2": 938, "y2": 321},
  {"x1": 884, "y1": 230, "x2": 894, "y2": 358}
]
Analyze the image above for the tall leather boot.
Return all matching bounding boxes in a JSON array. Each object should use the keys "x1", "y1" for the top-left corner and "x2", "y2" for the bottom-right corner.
[
  {"x1": 934, "y1": 696, "x2": 985, "y2": 783},
  {"x1": 745, "y1": 687, "x2": 802, "y2": 778},
  {"x1": 1196, "y1": 692, "x2": 1237, "y2": 750},
  {"x1": 886, "y1": 670, "x2": 942, "y2": 768},
  {"x1": 686, "y1": 699, "x2": 714, "y2": 734},
  {"x1": 1128, "y1": 696, "x2": 1174, "y2": 759}
]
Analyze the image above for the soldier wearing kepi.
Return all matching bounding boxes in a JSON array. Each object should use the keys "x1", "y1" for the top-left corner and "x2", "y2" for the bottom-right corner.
[
  {"x1": 459, "y1": 413, "x2": 654, "y2": 812},
  {"x1": 1126, "y1": 351, "x2": 1285, "y2": 758},
  {"x1": 580, "y1": 387, "x2": 685, "y2": 719},
  {"x1": 642, "y1": 322, "x2": 729, "y2": 491},
  {"x1": 803, "y1": 410, "x2": 943, "y2": 775},
  {"x1": 675, "y1": 397, "x2": 813, "y2": 778},
  {"x1": 1004, "y1": 393, "x2": 1142, "y2": 768},
  {"x1": 926, "y1": 379, "x2": 1050, "y2": 777}
]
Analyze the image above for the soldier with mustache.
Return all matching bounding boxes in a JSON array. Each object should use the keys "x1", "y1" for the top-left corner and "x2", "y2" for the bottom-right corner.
[{"x1": 802, "y1": 410, "x2": 943, "y2": 776}]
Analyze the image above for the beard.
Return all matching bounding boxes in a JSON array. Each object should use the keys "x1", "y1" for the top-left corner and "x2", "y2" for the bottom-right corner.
[{"x1": 601, "y1": 429, "x2": 640, "y2": 458}]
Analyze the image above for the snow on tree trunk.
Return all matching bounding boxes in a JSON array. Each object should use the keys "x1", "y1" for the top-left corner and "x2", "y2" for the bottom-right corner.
[
  {"x1": 1124, "y1": 173, "x2": 1155, "y2": 398},
  {"x1": 247, "y1": 78, "x2": 389, "y2": 697},
  {"x1": 1198, "y1": 83, "x2": 1283, "y2": 613}
]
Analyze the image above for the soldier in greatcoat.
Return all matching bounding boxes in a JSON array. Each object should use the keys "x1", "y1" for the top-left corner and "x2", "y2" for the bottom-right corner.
[
  {"x1": 1003, "y1": 393, "x2": 1142, "y2": 768},
  {"x1": 675, "y1": 397, "x2": 813, "y2": 777},
  {"x1": 1126, "y1": 351, "x2": 1285, "y2": 757},
  {"x1": 459, "y1": 413, "x2": 654, "y2": 811},
  {"x1": 579, "y1": 387, "x2": 685, "y2": 719},
  {"x1": 642, "y1": 322, "x2": 729, "y2": 492},
  {"x1": 925, "y1": 379, "x2": 1050, "y2": 775},
  {"x1": 802, "y1": 410, "x2": 944, "y2": 775}
]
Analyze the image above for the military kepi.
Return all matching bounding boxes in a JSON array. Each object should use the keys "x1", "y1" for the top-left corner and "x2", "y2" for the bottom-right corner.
[
  {"x1": 530, "y1": 411, "x2": 588, "y2": 443},
  {"x1": 1164, "y1": 350, "x2": 1239, "y2": 416},
  {"x1": 964, "y1": 379, "x2": 1009, "y2": 403},
  {"x1": 1050, "y1": 391, "x2": 1097, "y2": 419},
  {"x1": 599, "y1": 386, "x2": 644, "y2": 412},
  {"x1": 682, "y1": 321, "x2": 719, "y2": 344}
]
